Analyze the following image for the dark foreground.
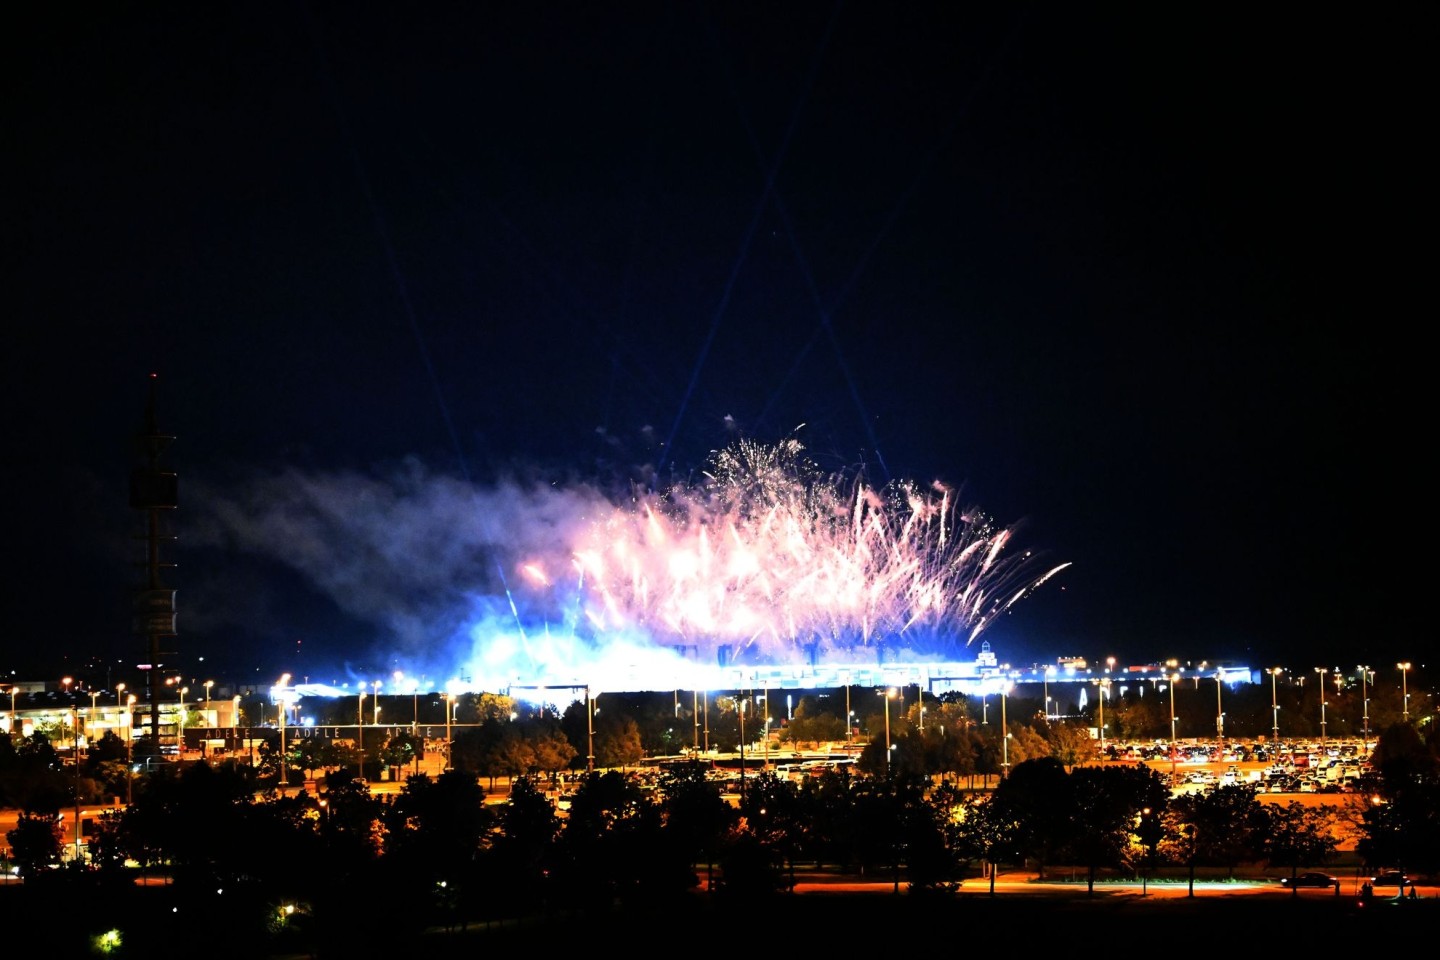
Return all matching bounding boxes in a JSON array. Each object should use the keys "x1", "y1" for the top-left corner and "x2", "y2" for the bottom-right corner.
[{"x1": 8, "y1": 876, "x2": 1432, "y2": 957}]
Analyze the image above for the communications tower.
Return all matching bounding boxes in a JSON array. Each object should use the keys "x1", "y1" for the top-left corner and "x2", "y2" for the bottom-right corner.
[{"x1": 129, "y1": 374, "x2": 179, "y2": 754}]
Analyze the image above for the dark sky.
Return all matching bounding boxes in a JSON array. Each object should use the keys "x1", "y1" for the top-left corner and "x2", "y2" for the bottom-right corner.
[{"x1": 9, "y1": 3, "x2": 1427, "y2": 688}]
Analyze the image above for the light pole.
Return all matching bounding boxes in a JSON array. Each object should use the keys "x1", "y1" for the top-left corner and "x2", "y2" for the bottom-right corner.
[
  {"x1": 125, "y1": 694, "x2": 136, "y2": 804},
  {"x1": 1268, "y1": 668, "x2": 1282, "y2": 744},
  {"x1": 73, "y1": 706, "x2": 81, "y2": 860},
  {"x1": 693, "y1": 689, "x2": 700, "y2": 752},
  {"x1": 444, "y1": 692, "x2": 455, "y2": 771},
  {"x1": 845, "y1": 685, "x2": 852, "y2": 745},
  {"x1": 62, "y1": 676, "x2": 73, "y2": 751},
  {"x1": 277, "y1": 698, "x2": 287, "y2": 792},
  {"x1": 1000, "y1": 687, "x2": 1010, "y2": 778},
  {"x1": 1214, "y1": 673, "x2": 1224, "y2": 741},
  {"x1": 357, "y1": 690, "x2": 367, "y2": 780},
  {"x1": 88, "y1": 690, "x2": 100, "y2": 754},
  {"x1": 231, "y1": 695, "x2": 241, "y2": 750},
  {"x1": 1315, "y1": 667, "x2": 1328, "y2": 747},
  {"x1": 1094, "y1": 678, "x2": 1110, "y2": 761},
  {"x1": 7, "y1": 684, "x2": 17, "y2": 735},
  {"x1": 203, "y1": 680, "x2": 213, "y2": 728},
  {"x1": 114, "y1": 683, "x2": 125, "y2": 745},
  {"x1": 1357, "y1": 665, "x2": 1371, "y2": 749},
  {"x1": 760, "y1": 681, "x2": 769, "y2": 767},
  {"x1": 879, "y1": 687, "x2": 897, "y2": 778},
  {"x1": 1168, "y1": 673, "x2": 1179, "y2": 778},
  {"x1": 275, "y1": 674, "x2": 290, "y2": 789},
  {"x1": 1043, "y1": 666, "x2": 1054, "y2": 722},
  {"x1": 917, "y1": 683, "x2": 925, "y2": 732},
  {"x1": 1398, "y1": 662, "x2": 1411, "y2": 721},
  {"x1": 737, "y1": 694, "x2": 746, "y2": 800}
]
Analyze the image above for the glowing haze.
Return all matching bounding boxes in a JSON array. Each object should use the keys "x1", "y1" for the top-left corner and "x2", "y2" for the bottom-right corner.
[{"x1": 193, "y1": 439, "x2": 1067, "y2": 695}]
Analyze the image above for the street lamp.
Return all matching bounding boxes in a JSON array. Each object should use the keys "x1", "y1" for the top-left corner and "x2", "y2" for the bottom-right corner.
[
  {"x1": 88, "y1": 690, "x2": 100, "y2": 753},
  {"x1": 1094, "y1": 677, "x2": 1110, "y2": 761},
  {"x1": 62, "y1": 677, "x2": 73, "y2": 750},
  {"x1": 204, "y1": 680, "x2": 214, "y2": 727},
  {"x1": 737, "y1": 694, "x2": 747, "y2": 799},
  {"x1": 917, "y1": 683, "x2": 925, "y2": 732},
  {"x1": 231, "y1": 694, "x2": 241, "y2": 748},
  {"x1": 1398, "y1": 662, "x2": 1411, "y2": 721},
  {"x1": 1315, "y1": 667, "x2": 1328, "y2": 747},
  {"x1": 372, "y1": 679, "x2": 382, "y2": 724},
  {"x1": 1214, "y1": 672, "x2": 1224, "y2": 741},
  {"x1": 275, "y1": 674, "x2": 291, "y2": 789},
  {"x1": 112, "y1": 683, "x2": 126, "y2": 748},
  {"x1": 277, "y1": 697, "x2": 287, "y2": 792},
  {"x1": 125, "y1": 694, "x2": 136, "y2": 804},
  {"x1": 1268, "y1": 668, "x2": 1283, "y2": 743},
  {"x1": 1168, "y1": 673, "x2": 1180, "y2": 778},
  {"x1": 1000, "y1": 686, "x2": 1010, "y2": 778},
  {"x1": 445, "y1": 692, "x2": 456, "y2": 772},
  {"x1": 1043, "y1": 666, "x2": 1055, "y2": 722},
  {"x1": 357, "y1": 690, "x2": 367, "y2": 780},
  {"x1": 72, "y1": 705, "x2": 81, "y2": 859},
  {"x1": 1357, "y1": 665, "x2": 1371, "y2": 749},
  {"x1": 879, "y1": 687, "x2": 897, "y2": 777}
]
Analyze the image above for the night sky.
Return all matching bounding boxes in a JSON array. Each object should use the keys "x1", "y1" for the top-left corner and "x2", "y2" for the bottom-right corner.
[{"x1": 10, "y1": 4, "x2": 1427, "y2": 687}]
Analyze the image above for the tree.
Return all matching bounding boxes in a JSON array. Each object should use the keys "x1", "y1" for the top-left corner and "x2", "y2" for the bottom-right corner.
[
  {"x1": 989, "y1": 757, "x2": 1072, "y2": 878},
  {"x1": 1005, "y1": 723, "x2": 1051, "y2": 766},
  {"x1": 660, "y1": 762, "x2": 736, "y2": 891},
  {"x1": 1370, "y1": 722, "x2": 1439, "y2": 797},
  {"x1": 1169, "y1": 784, "x2": 1269, "y2": 883},
  {"x1": 950, "y1": 792, "x2": 1021, "y2": 896},
  {"x1": 1356, "y1": 777, "x2": 1440, "y2": 881},
  {"x1": 6, "y1": 810, "x2": 63, "y2": 879},
  {"x1": 593, "y1": 712, "x2": 644, "y2": 769},
  {"x1": 1046, "y1": 721, "x2": 1097, "y2": 770},
  {"x1": 488, "y1": 775, "x2": 559, "y2": 915},
  {"x1": 929, "y1": 724, "x2": 978, "y2": 784},
  {"x1": 1066, "y1": 764, "x2": 1167, "y2": 894},
  {"x1": 778, "y1": 710, "x2": 846, "y2": 748},
  {"x1": 547, "y1": 770, "x2": 680, "y2": 908},
  {"x1": 737, "y1": 770, "x2": 809, "y2": 886},
  {"x1": 522, "y1": 718, "x2": 578, "y2": 779},
  {"x1": 1264, "y1": 800, "x2": 1340, "y2": 892}
]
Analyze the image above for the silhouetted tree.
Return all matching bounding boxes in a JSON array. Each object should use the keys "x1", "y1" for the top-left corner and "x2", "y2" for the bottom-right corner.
[
  {"x1": 990, "y1": 757, "x2": 1072, "y2": 878},
  {"x1": 5, "y1": 809, "x2": 63, "y2": 879},
  {"x1": 1169, "y1": 784, "x2": 1268, "y2": 880},
  {"x1": 1264, "y1": 800, "x2": 1340, "y2": 892}
]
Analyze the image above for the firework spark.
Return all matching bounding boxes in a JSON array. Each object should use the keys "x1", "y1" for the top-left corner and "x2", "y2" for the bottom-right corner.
[
  {"x1": 194, "y1": 440, "x2": 1066, "y2": 694},
  {"x1": 516, "y1": 439, "x2": 1067, "y2": 673}
]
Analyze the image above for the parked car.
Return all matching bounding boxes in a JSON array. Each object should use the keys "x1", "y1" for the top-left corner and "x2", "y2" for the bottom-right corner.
[
  {"x1": 1370, "y1": 871, "x2": 1415, "y2": 888},
  {"x1": 1280, "y1": 872, "x2": 1339, "y2": 890}
]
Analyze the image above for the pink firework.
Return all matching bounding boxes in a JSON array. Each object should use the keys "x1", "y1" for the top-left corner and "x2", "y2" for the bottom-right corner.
[{"x1": 522, "y1": 439, "x2": 1068, "y2": 668}]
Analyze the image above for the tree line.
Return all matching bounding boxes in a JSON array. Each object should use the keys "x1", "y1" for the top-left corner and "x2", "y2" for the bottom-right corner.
[{"x1": 2, "y1": 695, "x2": 1437, "y2": 957}]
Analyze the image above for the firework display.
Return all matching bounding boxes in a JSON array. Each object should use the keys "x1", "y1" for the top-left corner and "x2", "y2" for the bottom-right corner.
[{"x1": 498, "y1": 439, "x2": 1068, "y2": 690}]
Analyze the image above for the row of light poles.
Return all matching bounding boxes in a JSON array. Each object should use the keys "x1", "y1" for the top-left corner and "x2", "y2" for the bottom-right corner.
[{"x1": 1167, "y1": 662, "x2": 1417, "y2": 753}]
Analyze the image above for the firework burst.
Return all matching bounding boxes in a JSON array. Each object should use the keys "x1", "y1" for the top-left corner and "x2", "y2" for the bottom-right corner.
[{"x1": 517, "y1": 439, "x2": 1068, "y2": 671}]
